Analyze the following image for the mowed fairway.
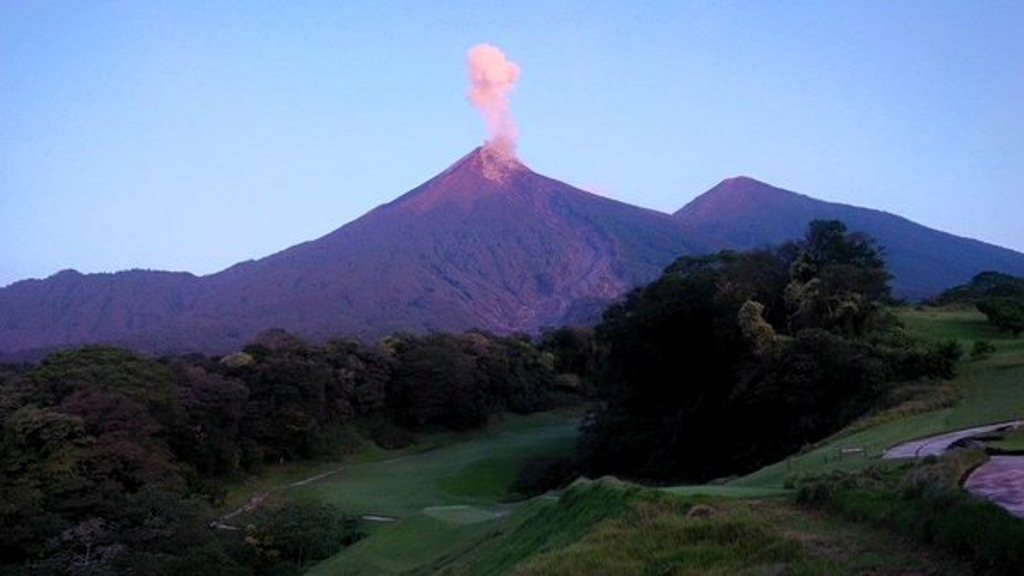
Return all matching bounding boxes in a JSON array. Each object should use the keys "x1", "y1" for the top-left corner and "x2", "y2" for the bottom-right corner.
[
  {"x1": 298, "y1": 410, "x2": 579, "y2": 575},
  {"x1": 290, "y1": 410, "x2": 579, "y2": 518},
  {"x1": 733, "y1": 307, "x2": 1024, "y2": 488},
  {"x1": 290, "y1": 407, "x2": 577, "y2": 516}
]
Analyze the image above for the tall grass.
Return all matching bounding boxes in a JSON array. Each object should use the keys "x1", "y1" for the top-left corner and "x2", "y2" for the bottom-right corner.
[
  {"x1": 508, "y1": 496, "x2": 825, "y2": 576},
  {"x1": 795, "y1": 450, "x2": 1024, "y2": 575}
]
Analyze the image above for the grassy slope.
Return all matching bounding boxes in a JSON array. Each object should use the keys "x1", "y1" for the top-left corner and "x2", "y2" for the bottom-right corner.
[
  {"x1": 400, "y1": 479, "x2": 967, "y2": 576},
  {"x1": 306, "y1": 308, "x2": 1020, "y2": 575},
  {"x1": 291, "y1": 410, "x2": 579, "y2": 517},
  {"x1": 733, "y1": 308, "x2": 1024, "y2": 488},
  {"x1": 303, "y1": 411, "x2": 579, "y2": 575},
  {"x1": 307, "y1": 513, "x2": 502, "y2": 576}
]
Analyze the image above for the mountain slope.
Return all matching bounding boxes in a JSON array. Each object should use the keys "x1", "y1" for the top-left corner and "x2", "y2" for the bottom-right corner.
[
  {"x1": 178, "y1": 147, "x2": 695, "y2": 348},
  {"x1": 0, "y1": 270, "x2": 202, "y2": 357},
  {"x1": 7, "y1": 165, "x2": 1023, "y2": 358},
  {"x1": 674, "y1": 177, "x2": 1024, "y2": 299},
  {"x1": 0, "y1": 147, "x2": 695, "y2": 356}
]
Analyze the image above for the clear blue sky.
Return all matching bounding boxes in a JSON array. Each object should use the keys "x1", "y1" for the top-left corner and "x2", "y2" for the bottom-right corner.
[{"x1": 2, "y1": 1, "x2": 1022, "y2": 287}]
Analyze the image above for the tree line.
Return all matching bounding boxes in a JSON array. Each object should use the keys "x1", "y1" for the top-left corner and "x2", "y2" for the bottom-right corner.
[{"x1": 0, "y1": 330, "x2": 579, "y2": 575}]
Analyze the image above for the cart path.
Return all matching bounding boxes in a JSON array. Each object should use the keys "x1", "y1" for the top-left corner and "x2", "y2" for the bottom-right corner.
[
  {"x1": 963, "y1": 456, "x2": 1024, "y2": 518},
  {"x1": 882, "y1": 421, "x2": 1021, "y2": 459},
  {"x1": 883, "y1": 420, "x2": 1024, "y2": 519}
]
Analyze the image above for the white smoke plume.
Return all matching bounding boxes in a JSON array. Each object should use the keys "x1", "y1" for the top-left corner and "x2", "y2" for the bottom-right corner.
[{"x1": 466, "y1": 44, "x2": 520, "y2": 156}]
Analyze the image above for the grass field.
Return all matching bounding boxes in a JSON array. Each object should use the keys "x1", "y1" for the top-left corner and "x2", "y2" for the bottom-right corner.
[
  {"x1": 323, "y1": 478, "x2": 971, "y2": 576},
  {"x1": 733, "y1": 307, "x2": 1024, "y2": 488},
  {"x1": 308, "y1": 512, "x2": 503, "y2": 576},
  {"x1": 290, "y1": 410, "x2": 579, "y2": 517},
  {"x1": 986, "y1": 426, "x2": 1024, "y2": 453},
  {"x1": 292, "y1": 410, "x2": 578, "y2": 575}
]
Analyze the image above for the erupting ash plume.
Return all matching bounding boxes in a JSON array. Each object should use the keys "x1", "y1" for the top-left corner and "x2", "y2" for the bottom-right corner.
[{"x1": 466, "y1": 44, "x2": 520, "y2": 156}]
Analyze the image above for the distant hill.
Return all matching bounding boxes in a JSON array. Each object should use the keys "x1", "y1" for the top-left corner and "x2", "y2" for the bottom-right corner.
[
  {"x1": 0, "y1": 269, "x2": 203, "y2": 358},
  {"x1": 673, "y1": 177, "x2": 1024, "y2": 300},
  {"x1": 0, "y1": 147, "x2": 695, "y2": 357}
]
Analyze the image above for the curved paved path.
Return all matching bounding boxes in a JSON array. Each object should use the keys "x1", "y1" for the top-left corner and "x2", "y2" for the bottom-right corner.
[
  {"x1": 964, "y1": 456, "x2": 1024, "y2": 517},
  {"x1": 883, "y1": 421, "x2": 1024, "y2": 519},
  {"x1": 883, "y1": 421, "x2": 1021, "y2": 459}
]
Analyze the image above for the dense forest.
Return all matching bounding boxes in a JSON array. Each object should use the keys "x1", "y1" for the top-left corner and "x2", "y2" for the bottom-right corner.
[
  {"x1": 0, "y1": 219, "x2": 968, "y2": 574},
  {"x1": 0, "y1": 330, "x2": 579, "y2": 575},
  {"x1": 576, "y1": 220, "x2": 961, "y2": 482}
]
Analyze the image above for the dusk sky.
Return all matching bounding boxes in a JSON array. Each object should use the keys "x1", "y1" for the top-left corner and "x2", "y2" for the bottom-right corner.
[{"x1": 2, "y1": 1, "x2": 1022, "y2": 287}]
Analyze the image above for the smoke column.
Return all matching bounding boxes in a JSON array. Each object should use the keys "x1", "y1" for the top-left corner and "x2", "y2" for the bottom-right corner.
[{"x1": 466, "y1": 44, "x2": 520, "y2": 156}]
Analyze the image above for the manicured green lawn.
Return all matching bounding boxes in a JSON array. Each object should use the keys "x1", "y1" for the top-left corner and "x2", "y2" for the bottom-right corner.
[
  {"x1": 302, "y1": 411, "x2": 580, "y2": 575},
  {"x1": 307, "y1": 512, "x2": 504, "y2": 576},
  {"x1": 987, "y1": 426, "x2": 1024, "y2": 453},
  {"x1": 661, "y1": 484, "x2": 792, "y2": 499},
  {"x1": 290, "y1": 410, "x2": 580, "y2": 517}
]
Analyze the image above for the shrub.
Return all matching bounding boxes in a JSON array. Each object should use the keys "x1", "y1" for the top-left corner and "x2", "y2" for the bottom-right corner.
[
  {"x1": 246, "y1": 500, "x2": 364, "y2": 570},
  {"x1": 970, "y1": 340, "x2": 996, "y2": 361}
]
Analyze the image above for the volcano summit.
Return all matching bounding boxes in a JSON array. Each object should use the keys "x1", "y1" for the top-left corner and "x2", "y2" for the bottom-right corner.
[{"x1": 0, "y1": 147, "x2": 696, "y2": 356}]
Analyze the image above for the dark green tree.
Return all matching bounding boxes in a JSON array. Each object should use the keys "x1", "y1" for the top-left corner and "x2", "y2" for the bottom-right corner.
[
  {"x1": 977, "y1": 297, "x2": 1024, "y2": 337},
  {"x1": 784, "y1": 220, "x2": 890, "y2": 336},
  {"x1": 245, "y1": 500, "x2": 362, "y2": 570},
  {"x1": 577, "y1": 220, "x2": 946, "y2": 483},
  {"x1": 388, "y1": 334, "x2": 489, "y2": 430}
]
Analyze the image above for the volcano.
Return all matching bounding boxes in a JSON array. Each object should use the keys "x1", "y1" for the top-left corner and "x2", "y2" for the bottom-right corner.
[
  {"x1": 0, "y1": 147, "x2": 695, "y2": 356},
  {"x1": 674, "y1": 176, "x2": 1024, "y2": 299},
  {"x1": 6, "y1": 157, "x2": 1024, "y2": 358}
]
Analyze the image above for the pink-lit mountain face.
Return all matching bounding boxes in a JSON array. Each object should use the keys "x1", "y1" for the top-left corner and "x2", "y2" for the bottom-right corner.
[
  {"x1": 673, "y1": 176, "x2": 1024, "y2": 300},
  {"x1": 6, "y1": 162, "x2": 1024, "y2": 359},
  {"x1": 0, "y1": 147, "x2": 695, "y2": 357}
]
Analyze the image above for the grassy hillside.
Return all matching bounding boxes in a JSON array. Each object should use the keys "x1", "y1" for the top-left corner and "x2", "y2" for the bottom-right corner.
[
  {"x1": 315, "y1": 479, "x2": 969, "y2": 575},
  {"x1": 289, "y1": 410, "x2": 578, "y2": 517},
  {"x1": 301, "y1": 307, "x2": 1023, "y2": 574},
  {"x1": 217, "y1": 410, "x2": 575, "y2": 575},
  {"x1": 733, "y1": 307, "x2": 1024, "y2": 488}
]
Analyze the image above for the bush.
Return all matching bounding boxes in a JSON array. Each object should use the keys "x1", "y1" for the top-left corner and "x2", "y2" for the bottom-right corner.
[
  {"x1": 971, "y1": 340, "x2": 997, "y2": 361},
  {"x1": 246, "y1": 500, "x2": 364, "y2": 571},
  {"x1": 977, "y1": 297, "x2": 1024, "y2": 337}
]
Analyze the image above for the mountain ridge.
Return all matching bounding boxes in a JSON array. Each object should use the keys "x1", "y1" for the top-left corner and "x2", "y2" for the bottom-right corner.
[
  {"x1": 4, "y1": 155, "x2": 1024, "y2": 358},
  {"x1": 674, "y1": 176, "x2": 1024, "y2": 299},
  {"x1": 0, "y1": 147, "x2": 697, "y2": 356}
]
